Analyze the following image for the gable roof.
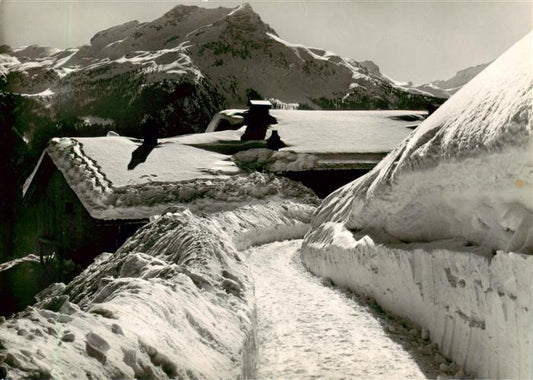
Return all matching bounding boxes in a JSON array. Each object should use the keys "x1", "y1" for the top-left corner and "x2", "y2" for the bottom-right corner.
[{"x1": 24, "y1": 136, "x2": 243, "y2": 220}]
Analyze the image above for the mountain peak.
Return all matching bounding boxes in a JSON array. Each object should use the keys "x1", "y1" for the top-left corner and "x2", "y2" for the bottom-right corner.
[
  {"x1": 221, "y1": 2, "x2": 276, "y2": 36},
  {"x1": 228, "y1": 3, "x2": 254, "y2": 15},
  {"x1": 359, "y1": 61, "x2": 381, "y2": 76},
  {"x1": 90, "y1": 20, "x2": 140, "y2": 48},
  {"x1": 162, "y1": 4, "x2": 204, "y2": 20}
]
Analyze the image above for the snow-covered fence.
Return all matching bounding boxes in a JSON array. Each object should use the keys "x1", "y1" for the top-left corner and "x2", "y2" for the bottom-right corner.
[{"x1": 0, "y1": 201, "x2": 315, "y2": 380}]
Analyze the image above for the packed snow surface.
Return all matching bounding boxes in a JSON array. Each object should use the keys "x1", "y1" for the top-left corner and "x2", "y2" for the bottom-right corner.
[
  {"x1": 302, "y1": 32, "x2": 533, "y2": 378},
  {"x1": 28, "y1": 136, "x2": 315, "y2": 220},
  {"x1": 247, "y1": 240, "x2": 433, "y2": 379}
]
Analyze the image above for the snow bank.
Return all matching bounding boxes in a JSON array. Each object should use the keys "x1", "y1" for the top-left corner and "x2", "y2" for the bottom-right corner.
[
  {"x1": 311, "y1": 31, "x2": 532, "y2": 254},
  {"x1": 303, "y1": 232, "x2": 532, "y2": 378},
  {"x1": 37, "y1": 136, "x2": 315, "y2": 220},
  {"x1": 0, "y1": 201, "x2": 315, "y2": 379},
  {"x1": 302, "y1": 32, "x2": 532, "y2": 378},
  {"x1": 233, "y1": 148, "x2": 318, "y2": 173},
  {"x1": 0, "y1": 254, "x2": 45, "y2": 272}
]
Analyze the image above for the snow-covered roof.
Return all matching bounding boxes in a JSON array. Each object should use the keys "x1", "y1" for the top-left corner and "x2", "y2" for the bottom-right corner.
[
  {"x1": 248, "y1": 99, "x2": 272, "y2": 107},
  {"x1": 183, "y1": 109, "x2": 425, "y2": 154},
  {"x1": 24, "y1": 135, "x2": 313, "y2": 220},
  {"x1": 271, "y1": 110, "x2": 424, "y2": 154}
]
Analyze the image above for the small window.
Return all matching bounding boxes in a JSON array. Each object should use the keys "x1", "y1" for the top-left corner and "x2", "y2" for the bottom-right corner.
[{"x1": 65, "y1": 202, "x2": 74, "y2": 215}]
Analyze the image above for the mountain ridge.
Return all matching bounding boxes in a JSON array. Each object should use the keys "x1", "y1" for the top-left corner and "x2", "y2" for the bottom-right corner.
[
  {"x1": 1, "y1": 3, "x2": 442, "y2": 137},
  {"x1": 395, "y1": 62, "x2": 491, "y2": 98}
]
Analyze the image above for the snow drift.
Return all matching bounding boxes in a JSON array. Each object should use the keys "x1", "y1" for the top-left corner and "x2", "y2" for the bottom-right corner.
[
  {"x1": 310, "y1": 31, "x2": 532, "y2": 254},
  {"x1": 0, "y1": 201, "x2": 315, "y2": 379},
  {"x1": 302, "y1": 32, "x2": 532, "y2": 379}
]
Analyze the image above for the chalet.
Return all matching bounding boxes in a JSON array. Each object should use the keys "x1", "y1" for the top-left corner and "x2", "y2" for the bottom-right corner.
[
  {"x1": 15, "y1": 135, "x2": 239, "y2": 265},
  {"x1": 16, "y1": 109, "x2": 427, "y2": 262}
]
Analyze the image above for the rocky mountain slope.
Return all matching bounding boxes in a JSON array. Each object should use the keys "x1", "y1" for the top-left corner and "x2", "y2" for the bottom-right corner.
[{"x1": 0, "y1": 3, "x2": 441, "y2": 137}]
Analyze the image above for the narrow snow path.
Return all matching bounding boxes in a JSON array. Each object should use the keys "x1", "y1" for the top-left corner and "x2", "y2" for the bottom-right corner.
[{"x1": 246, "y1": 240, "x2": 429, "y2": 379}]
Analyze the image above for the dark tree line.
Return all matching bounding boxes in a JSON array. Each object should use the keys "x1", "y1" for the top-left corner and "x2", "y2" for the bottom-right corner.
[
  {"x1": 0, "y1": 78, "x2": 92, "y2": 260},
  {"x1": 0, "y1": 79, "x2": 29, "y2": 259}
]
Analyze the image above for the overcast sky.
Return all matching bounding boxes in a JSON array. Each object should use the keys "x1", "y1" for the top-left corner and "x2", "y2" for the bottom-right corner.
[{"x1": 1, "y1": 0, "x2": 531, "y2": 84}]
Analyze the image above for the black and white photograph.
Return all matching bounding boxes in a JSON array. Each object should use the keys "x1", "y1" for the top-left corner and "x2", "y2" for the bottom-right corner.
[{"x1": 0, "y1": 0, "x2": 531, "y2": 378}]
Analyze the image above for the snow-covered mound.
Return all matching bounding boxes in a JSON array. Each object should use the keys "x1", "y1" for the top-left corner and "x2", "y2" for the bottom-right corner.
[
  {"x1": 302, "y1": 32, "x2": 532, "y2": 378},
  {"x1": 233, "y1": 149, "x2": 318, "y2": 173},
  {"x1": 25, "y1": 136, "x2": 316, "y2": 220},
  {"x1": 0, "y1": 201, "x2": 315, "y2": 379},
  {"x1": 312, "y1": 32, "x2": 532, "y2": 254}
]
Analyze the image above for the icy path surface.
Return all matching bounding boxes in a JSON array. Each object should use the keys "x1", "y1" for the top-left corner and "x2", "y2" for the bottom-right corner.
[{"x1": 246, "y1": 240, "x2": 428, "y2": 379}]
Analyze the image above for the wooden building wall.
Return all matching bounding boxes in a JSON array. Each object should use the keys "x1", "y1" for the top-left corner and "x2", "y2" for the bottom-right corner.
[{"x1": 14, "y1": 155, "x2": 146, "y2": 265}]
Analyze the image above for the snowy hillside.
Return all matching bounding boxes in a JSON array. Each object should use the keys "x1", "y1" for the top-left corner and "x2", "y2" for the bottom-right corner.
[
  {"x1": 302, "y1": 32, "x2": 532, "y2": 378},
  {"x1": 0, "y1": 4, "x2": 440, "y2": 137}
]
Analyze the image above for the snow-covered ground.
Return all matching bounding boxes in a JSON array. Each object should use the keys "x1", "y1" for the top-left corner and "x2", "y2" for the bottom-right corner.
[
  {"x1": 0, "y1": 201, "x2": 314, "y2": 379},
  {"x1": 302, "y1": 32, "x2": 532, "y2": 378},
  {"x1": 2, "y1": 19, "x2": 529, "y2": 380},
  {"x1": 247, "y1": 240, "x2": 441, "y2": 379},
  {"x1": 1, "y1": 199, "x2": 456, "y2": 379}
]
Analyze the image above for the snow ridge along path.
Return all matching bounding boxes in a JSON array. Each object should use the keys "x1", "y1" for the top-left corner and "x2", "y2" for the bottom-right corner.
[
  {"x1": 0, "y1": 201, "x2": 315, "y2": 380},
  {"x1": 247, "y1": 239, "x2": 434, "y2": 379}
]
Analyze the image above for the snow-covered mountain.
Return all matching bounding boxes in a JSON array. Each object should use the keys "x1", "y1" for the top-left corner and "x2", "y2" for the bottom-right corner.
[
  {"x1": 0, "y1": 3, "x2": 440, "y2": 136},
  {"x1": 394, "y1": 62, "x2": 491, "y2": 99}
]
